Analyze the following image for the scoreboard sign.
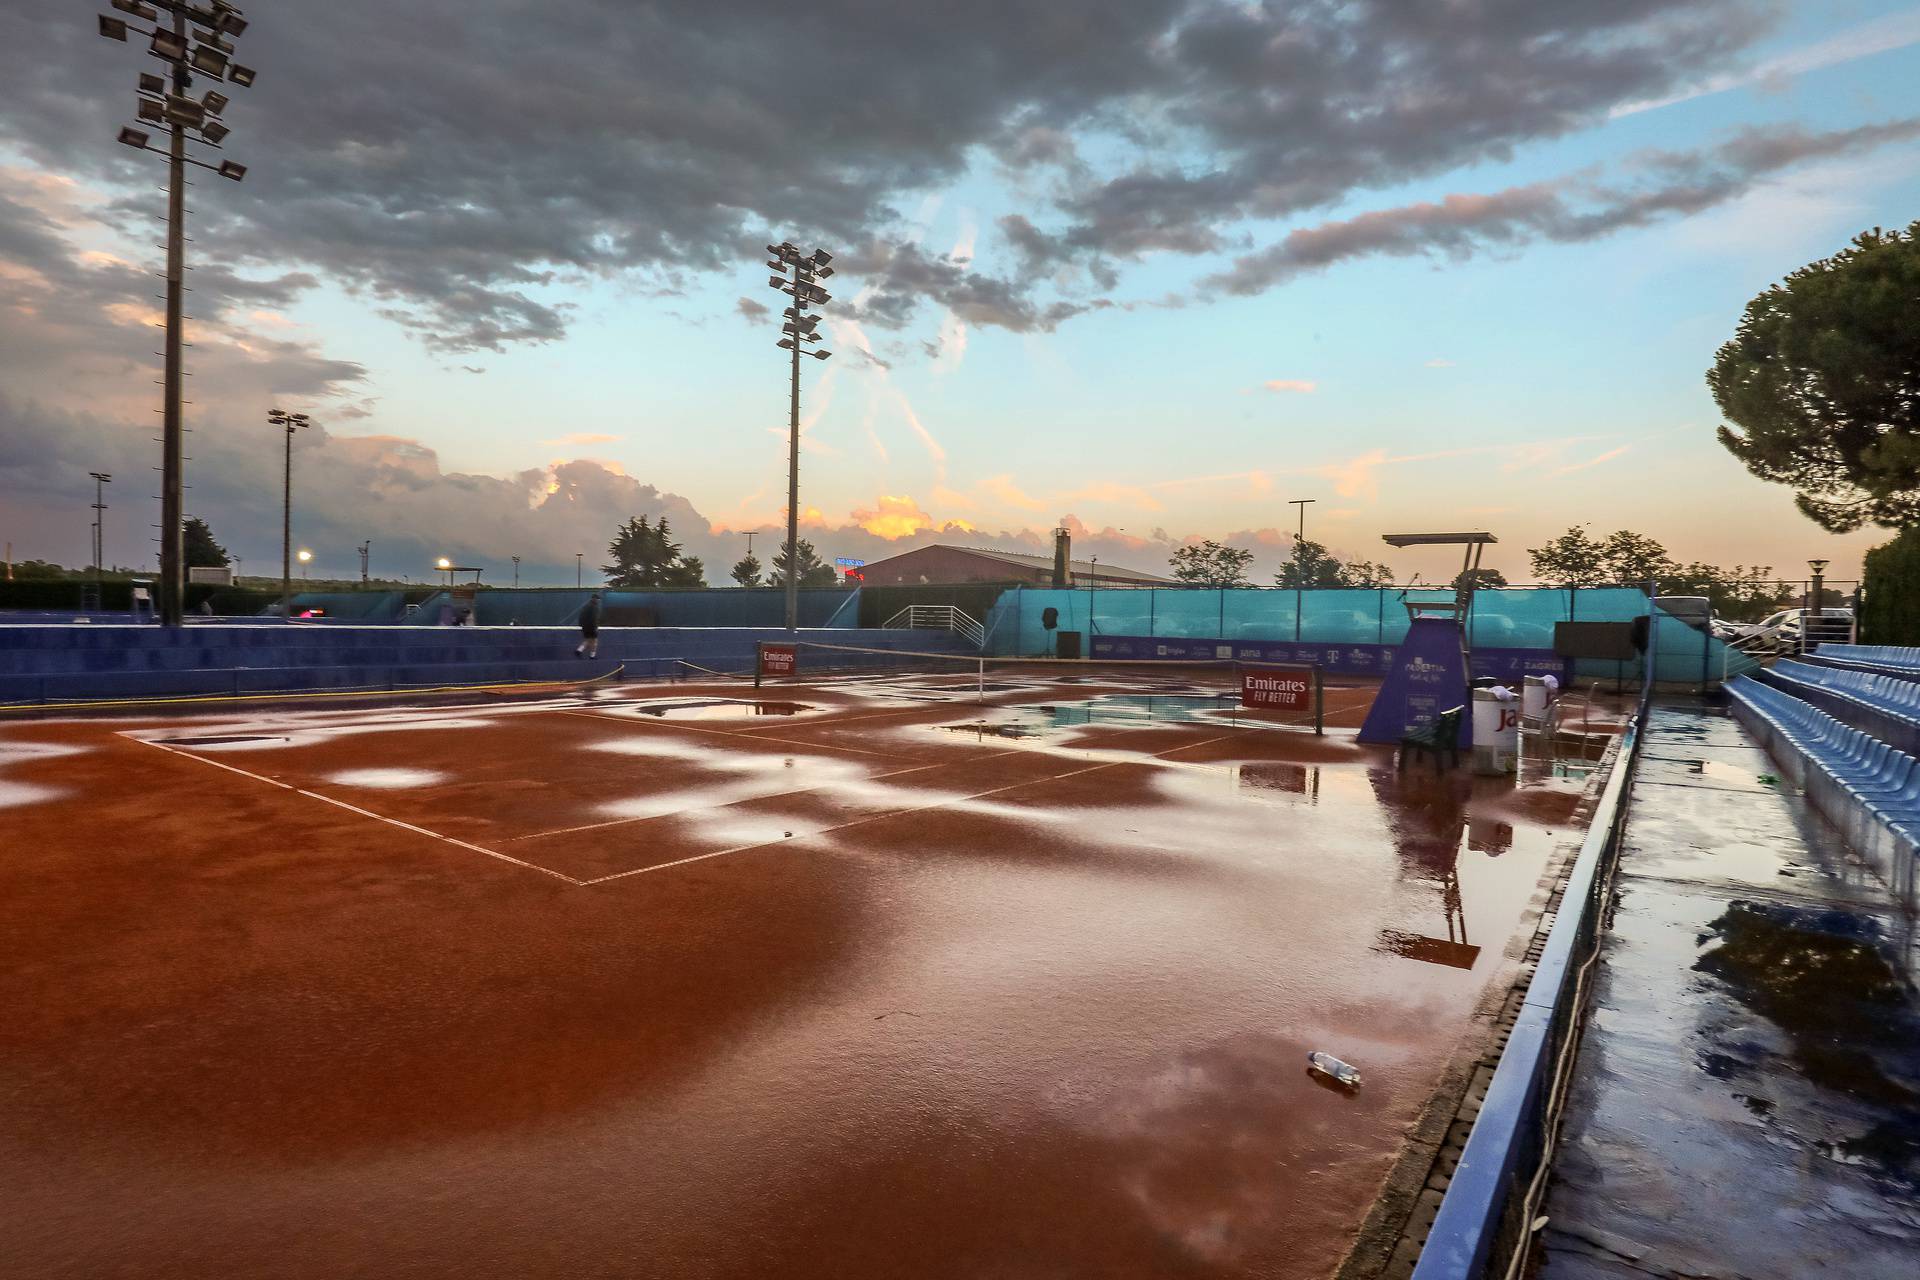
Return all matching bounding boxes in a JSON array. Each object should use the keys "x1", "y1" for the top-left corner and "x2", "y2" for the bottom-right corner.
[
  {"x1": 1241, "y1": 669, "x2": 1312, "y2": 712},
  {"x1": 760, "y1": 643, "x2": 798, "y2": 677}
]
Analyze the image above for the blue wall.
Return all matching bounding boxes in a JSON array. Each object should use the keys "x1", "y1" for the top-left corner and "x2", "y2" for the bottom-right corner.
[
  {"x1": 0, "y1": 622, "x2": 956, "y2": 704},
  {"x1": 279, "y1": 587, "x2": 858, "y2": 628}
]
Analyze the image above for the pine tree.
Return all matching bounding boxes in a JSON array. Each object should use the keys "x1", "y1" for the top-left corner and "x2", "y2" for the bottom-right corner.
[
  {"x1": 183, "y1": 517, "x2": 230, "y2": 568},
  {"x1": 729, "y1": 554, "x2": 763, "y2": 587},
  {"x1": 770, "y1": 538, "x2": 838, "y2": 588},
  {"x1": 603, "y1": 515, "x2": 707, "y2": 588}
]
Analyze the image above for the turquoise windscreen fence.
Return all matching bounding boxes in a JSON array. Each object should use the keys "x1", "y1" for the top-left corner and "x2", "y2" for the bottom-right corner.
[{"x1": 979, "y1": 586, "x2": 1756, "y2": 684}]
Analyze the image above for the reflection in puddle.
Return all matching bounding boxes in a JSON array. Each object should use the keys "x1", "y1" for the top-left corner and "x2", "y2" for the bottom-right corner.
[
  {"x1": 940, "y1": 694, "x2": 1258, "y2": 742},
  {"x1": 621, "y1": 699, "x2": 813, "y2": 720},
  {"x1": 1237, "y1": 763, "x2": 1320, "y2": 805},
  {"x1": 0, "y1": 779, "x2": 64, "y2": 809},
  {"x1": 1687, "y1": 758, "x2": 1775, "y2": 788},
  {"x1": 160, "y1": 734, "x2": 290, "y2": 747},
  {"x1": 326, "y1": 768, "x2": 448, "y2": 790}
]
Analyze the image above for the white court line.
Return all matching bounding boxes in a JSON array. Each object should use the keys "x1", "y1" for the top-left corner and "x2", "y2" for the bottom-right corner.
[
  {"x1": 552, "y1": 706, "x2": 916, "y2": 761},
  {"x1": 578, "y1": 727, "x2": 1254, "y2": 886},
  {"x1": 507, "y1": 745, "x2": 1032, "y2": 844},
  {"x1": 136, "y1": 739, "x2": 582, "y2": 885}
]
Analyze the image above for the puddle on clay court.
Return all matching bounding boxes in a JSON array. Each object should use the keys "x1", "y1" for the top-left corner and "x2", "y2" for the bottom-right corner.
[
  {"x1": 158, "y1": 734, "x2": 291, "y2": 747},
  {"x1": 626, "y1": 699, "x2": 813, "y2": 720},
  {"x1": 939, "y1": 693, "x2": 1245, "y2": 741},
  {"x1": 325, "y1": 768, "x2": 448, "y2": 790}
]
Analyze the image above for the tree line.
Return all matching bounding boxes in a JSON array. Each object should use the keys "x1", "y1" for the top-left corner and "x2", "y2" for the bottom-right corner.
[{"x1": 1164, "y1": 527, "x2": 1796, "y2": 621}]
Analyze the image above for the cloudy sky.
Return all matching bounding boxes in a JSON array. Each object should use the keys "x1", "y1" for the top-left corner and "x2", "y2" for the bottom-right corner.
[{"x1": 3, "y1": 0, "x2": 1917, "y2": 585}]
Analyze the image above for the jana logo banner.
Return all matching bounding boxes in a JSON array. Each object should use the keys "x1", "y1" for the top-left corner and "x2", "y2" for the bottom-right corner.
[{"x1": 1087, "y1": 635, "x2": 1568, "y2": 684}]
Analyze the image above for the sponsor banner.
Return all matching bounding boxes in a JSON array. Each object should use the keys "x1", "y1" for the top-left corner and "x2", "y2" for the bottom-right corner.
[
  {"x1": 760, "y1": 642, "x2": 797, "y2": 676},
  {"x1": 1088, "y1": 634, "x2": 1566, "y2": 683},
  {"x1": 1241, "y1": 669, "x2": 1312, "y2": 711}
]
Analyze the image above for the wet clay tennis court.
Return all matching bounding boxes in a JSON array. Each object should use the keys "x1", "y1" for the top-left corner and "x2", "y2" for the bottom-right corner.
[{"x1": 0, "y1": 668, "x2": 1613, "y2": 1278}]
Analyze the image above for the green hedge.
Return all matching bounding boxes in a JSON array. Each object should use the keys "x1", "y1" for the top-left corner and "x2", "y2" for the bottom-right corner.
[
  {"x1": 1861, "y1": 527, "x2": 1920, "y2": 645},
  {"x1": 0, "y1": 579, "x2": 282, "y2": 615}
]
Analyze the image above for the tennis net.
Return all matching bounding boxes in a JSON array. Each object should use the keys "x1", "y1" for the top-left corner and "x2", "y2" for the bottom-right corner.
[{"x1": 754, "y1": 640, "x2": 1324, "y2": 731}]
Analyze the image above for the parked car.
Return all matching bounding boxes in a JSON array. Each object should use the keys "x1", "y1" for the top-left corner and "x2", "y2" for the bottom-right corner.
[
  {"x1": 1777, "y1": 608, "x2": 1854, "y2": 651},
  {"x1": 1714, "y1": 607, "x2": 1797, "y2": 648}
]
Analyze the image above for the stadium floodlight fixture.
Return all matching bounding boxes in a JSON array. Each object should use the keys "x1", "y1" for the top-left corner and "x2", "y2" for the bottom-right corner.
[
  {"x1": 139, "y1": 71, "x2": 165, "y2": 94},
  {"x1": 200, "y1": 119, "x2": 230, "y2": 145},
  {"x1": 118, "y1": 125, "x2": 152, "y2": 149},
  {"x1": 297, "y1": 549, "x2": 312, "y2": 562},
  {"x1": 812, "y1": 249, "x2": 831, "y2": 266},
  {"x1": 811, "y1": 349, "x2": 831, "y2": 360},
  {"x1": 188, "y1": 44, "x2": 228, "y2": 76},
  {"x1": 815, "y1": 265, "x2": 835, "y2": 279},
  {"x1": 227, "y1": 63, "x2": 256, "y2": 86},
  {"x1": 202, "y1": 88, "x2": 229, "y2": 114},
  {"x1": 776, "y1": 337, "x2": 795, "y2": 350},
  {"x1": 768, "y1": 274, "x2": 786, "y2": 289},
  {"x1": 138, "y1": 97, "x2": 166, "y2": 123},
  {"x1": 436, "y1": 557, "x2": 452, "y2": 569},
  {"x1": 164, "y1": 94, "x2": 206, "y2": 126},
  {"x1": 100, "y1": 15, "x2": 130, "y2": 40},
  {"x1": 217, "y1": 159, "x2": 246, "y2": 180},
  {"x1": 111, "y1": 0, "x2": 160, "y2": 17},
  {"x1": 150, "y1": 28, "x2": 188, "y2": 59},
  {"x1": 216, "y1": 9, "x2": 248, "y2": 37}
]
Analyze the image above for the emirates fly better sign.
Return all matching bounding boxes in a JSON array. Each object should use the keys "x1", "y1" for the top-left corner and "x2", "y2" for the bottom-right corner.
[
  {"x1": 760, "y1": 643, "x2": 797, "y2": 676},
  {"x1": 1241, "y1": 668, "x2": 1312, "y2": 712}
]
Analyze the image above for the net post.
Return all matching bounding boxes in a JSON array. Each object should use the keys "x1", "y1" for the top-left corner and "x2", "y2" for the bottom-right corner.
[
  {"x1": 1314, "y1": 664, "x2": 1324, "y2": 736},
  {"x1": 754, "y1": 641, "x2": 764, "y2": 688}
]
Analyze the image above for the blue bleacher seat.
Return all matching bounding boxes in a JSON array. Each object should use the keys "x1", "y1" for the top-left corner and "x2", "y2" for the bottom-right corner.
[{"x1": 1727, "y1": 676, "x2": 1920, "y2": 909}]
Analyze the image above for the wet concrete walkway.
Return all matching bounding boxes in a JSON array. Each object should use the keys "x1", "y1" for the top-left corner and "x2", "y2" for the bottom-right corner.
[{"x1": 1539, "y1": 704, "x2": 1920, "y2": 1278}]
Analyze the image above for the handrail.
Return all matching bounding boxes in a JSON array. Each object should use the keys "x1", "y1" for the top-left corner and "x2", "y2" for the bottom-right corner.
[
  {"x1": 882, "y1": 604, "x2": 985, "y2": 648},
  {"x1": 1409, "y1": 705, "x2": 1647, "y2": 1280}
]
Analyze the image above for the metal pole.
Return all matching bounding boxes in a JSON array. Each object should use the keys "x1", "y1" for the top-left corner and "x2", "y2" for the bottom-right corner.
[
  {"x1": 784, "y1": 264, "x2": 802, "y2": 632},
  {"x1": 1088, "y1": 557, "x2": 1097, "y2": 648},
  {"x1": 157, "y1": 5, "x2": 189, "y2": 628},
  {"x1": 576, "y1": 553, "x2": 583, "y2": 588},
  {"x1": 1289, "y1": 498, "x2": 1314, "y2": 643},
  {"x1": 280, "y1": 422, "x2": 292, "y2": 620}
]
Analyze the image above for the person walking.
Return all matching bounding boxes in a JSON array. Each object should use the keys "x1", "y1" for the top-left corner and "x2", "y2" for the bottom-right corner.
[{"x1": 576, "y1": 592, "x2": 603, "y2": 658}]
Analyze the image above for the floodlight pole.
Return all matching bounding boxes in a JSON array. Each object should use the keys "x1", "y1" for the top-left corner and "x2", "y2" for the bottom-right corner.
[
  {"x1": 765, "y1": 242, "x2": 835, "y2": 631},
  {"x1": 97, "y1": 2, "x2": 258, "y2": 621},
  {"x1": 270, "y1": 409, "x2": 308, "y2": 619},
  {"x1": 784, "y1": 296, "x2": 802, "y2": 630},
  {"x1": 156, "y1": 4, "x2": 190, "y2": 627},
  {"x1": 89, "y1": 472, "x2": 112, "y2": 578}
]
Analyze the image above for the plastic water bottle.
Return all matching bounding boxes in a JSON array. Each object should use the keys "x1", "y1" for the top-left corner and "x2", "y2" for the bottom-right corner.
[{"x1": 1307, "y1": 1051, "x2": 1361, "y2": 1088}]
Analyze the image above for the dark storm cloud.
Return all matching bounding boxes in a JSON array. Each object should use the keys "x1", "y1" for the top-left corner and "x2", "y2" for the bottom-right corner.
[
  {"x1": 0, "y1": 189, "x2": 363, "y2": 403},
  {"x1": 1201, "y1": 118, "x2": 1920, "y2": 295},
  {"x1": 0, "y1": 1, "x2": 1785, "y2": 350},
  {"x1": 845, "y1": 241, "x2": 1100, "y2": 334}
]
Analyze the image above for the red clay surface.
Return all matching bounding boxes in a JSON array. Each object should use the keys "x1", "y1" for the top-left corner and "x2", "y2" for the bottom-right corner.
[{"x1": 0, "y1": 670, "x2": 1609, "y2": 1278}]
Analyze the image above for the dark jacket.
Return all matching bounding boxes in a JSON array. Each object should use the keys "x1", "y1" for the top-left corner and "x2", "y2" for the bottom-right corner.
[{"x1": 579, "y1": 598, "x2": 602, "y2": 635}]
